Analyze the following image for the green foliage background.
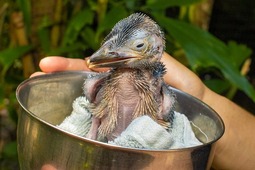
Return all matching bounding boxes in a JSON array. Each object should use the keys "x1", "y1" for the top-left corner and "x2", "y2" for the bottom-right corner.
[{"x1": 0, "y1": 0, "x2": 254, "y2": 169}]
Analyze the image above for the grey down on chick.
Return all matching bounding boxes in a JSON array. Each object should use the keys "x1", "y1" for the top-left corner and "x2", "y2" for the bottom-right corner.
[{"x1": 84, "y1": 13, "x2": 176, "y2": 141}]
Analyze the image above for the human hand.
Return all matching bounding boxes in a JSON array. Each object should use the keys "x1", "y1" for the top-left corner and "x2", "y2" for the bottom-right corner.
[
  {"x1": 31, "y1": 53, "x2": 208, "y2": 101},
  {"x1": 161, "y1": 52, "x2": 207, "y2": 101}
]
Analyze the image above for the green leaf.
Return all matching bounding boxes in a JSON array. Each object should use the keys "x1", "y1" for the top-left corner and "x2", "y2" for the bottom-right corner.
[
  {"x1": 48, "y1": 42, "x2": 86, "y2": 56},
  {"x1": 0, "y1": 45, "x2": 32, "y2": 77},
  {"x1": 38, "y1": 27, "x2": 50, "y2": 53},
  {"x1": 204, "y1": 79, "x2": 230, "y2": 94},
  {"x1": 96, "y1": 6, "x2": 128, "y2": 41},
  {"x1": 2, "y1": 141, "x2": 17, "y2": 158},
  {"x1": 37, "y1": 16, "x2": 52, "y2": 53},
  {"x1": 227, "y1": 41, "x2": 252, "y2": 68},
  {"x1": 81, "y1": 27, "x2": 98, "y2": 50},
  {"x1": 62, "y1": 9, "x2": 94, "y2": 46},
  {"x1": 17, "y1": 0, "x2": 31, "y2": 33},
  {"x1": 0, "y1": 84, "x2": 4, "y2": 102},
  {"x1": 156, "y1": 16, "x2": 255, "y2": 101},
  {"x1": 124, "y1": 0, "x2": 137, "y2": 10},
  {"x1": 146, "y1": 0, "x2": 202, "y2": 10}
]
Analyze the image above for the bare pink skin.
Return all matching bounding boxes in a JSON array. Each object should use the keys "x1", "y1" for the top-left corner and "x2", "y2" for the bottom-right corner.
[{"x1": 84, "y1": 67, "x2": 175, "y2": 141}]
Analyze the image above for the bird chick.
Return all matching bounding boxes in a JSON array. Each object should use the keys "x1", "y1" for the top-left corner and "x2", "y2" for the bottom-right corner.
[{"x1": 84, "y1": 13, "x2": 175, "y2": 141}]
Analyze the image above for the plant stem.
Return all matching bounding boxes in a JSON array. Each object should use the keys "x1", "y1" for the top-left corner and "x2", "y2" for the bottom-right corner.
[
  {"x1": 97, "y1": 0, "x2": 108, "y2": 24},
  {"x1": 51, "y1": 0, "x2": 62, "y2": 48},
  {"x1": 0, "y1": 3, "x2": 9, "y2": 43},
  {"x1": 226, "y1": 58, "x2": 251, "y2": 99},
  {"x1": 10, "y1": 12, "x2": 35, "y2": 78}
]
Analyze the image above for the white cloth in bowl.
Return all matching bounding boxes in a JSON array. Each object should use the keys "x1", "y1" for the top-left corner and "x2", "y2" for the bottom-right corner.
[{"x1": 57, "y1": 96, "x2": 202, "y2": 149}]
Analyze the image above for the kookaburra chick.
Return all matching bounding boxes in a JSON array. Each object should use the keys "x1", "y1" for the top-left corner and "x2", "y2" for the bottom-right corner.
[{"x1": 84, "y1": 13, "x2": 175, "y2": 141}]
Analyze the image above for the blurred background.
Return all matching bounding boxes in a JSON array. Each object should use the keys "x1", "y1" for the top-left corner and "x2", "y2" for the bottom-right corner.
[{"x1": 0, "y1": 0, "x2": 254, "y2": 169}]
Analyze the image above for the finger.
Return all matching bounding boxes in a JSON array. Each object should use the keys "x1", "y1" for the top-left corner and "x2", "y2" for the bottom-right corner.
[
  {"x1": 30, "y1": 72, "x2": 46, "y2": 78},
  {"x1": 39, "y1": 56, "x2": 109, "y2": 73},
  {"x1": 41, "y1": 164, "x2": 57, "y2": 170},
  {"x1": 161, "y1": 52, "x2": 205, "y2": 99},
  {"x1": 39, "y1": 56, "x2": 89, "y2": 73}
]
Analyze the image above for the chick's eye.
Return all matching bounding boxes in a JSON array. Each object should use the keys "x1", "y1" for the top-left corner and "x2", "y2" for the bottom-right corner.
[
  {"x1": 133, "y1": 40, "x2": 146, "y2": 51},
  {"x1": 136, "y1": 43, "x2": 144, "y2": 48}
]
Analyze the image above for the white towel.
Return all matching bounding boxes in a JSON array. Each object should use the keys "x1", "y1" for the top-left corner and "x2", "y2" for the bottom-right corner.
[
  {"x1": 57, "y1": 96, "x2": 202, "y2": 149},
  {"x1": 57, "y1": 97, "x2": 92, "y2": 136},
  {"x1": 109, "y1": 115, "x2": 174, "y2": 149}
]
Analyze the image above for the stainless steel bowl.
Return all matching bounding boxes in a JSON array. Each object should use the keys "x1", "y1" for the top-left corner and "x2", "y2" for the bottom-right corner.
[{"x1": 16, "y1": 71, "x2": 224, "y2": 170}]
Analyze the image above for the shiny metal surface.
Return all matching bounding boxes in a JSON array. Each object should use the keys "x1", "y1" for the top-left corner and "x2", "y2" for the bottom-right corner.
[{"x1": 16, "y1": 71, "x2": 224, "y2": 170}]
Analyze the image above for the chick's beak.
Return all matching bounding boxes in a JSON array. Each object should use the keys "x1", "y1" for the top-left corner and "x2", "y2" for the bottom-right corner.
[{"x1": 87, "y1": 46, "x2": 142, "y2": 68}]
